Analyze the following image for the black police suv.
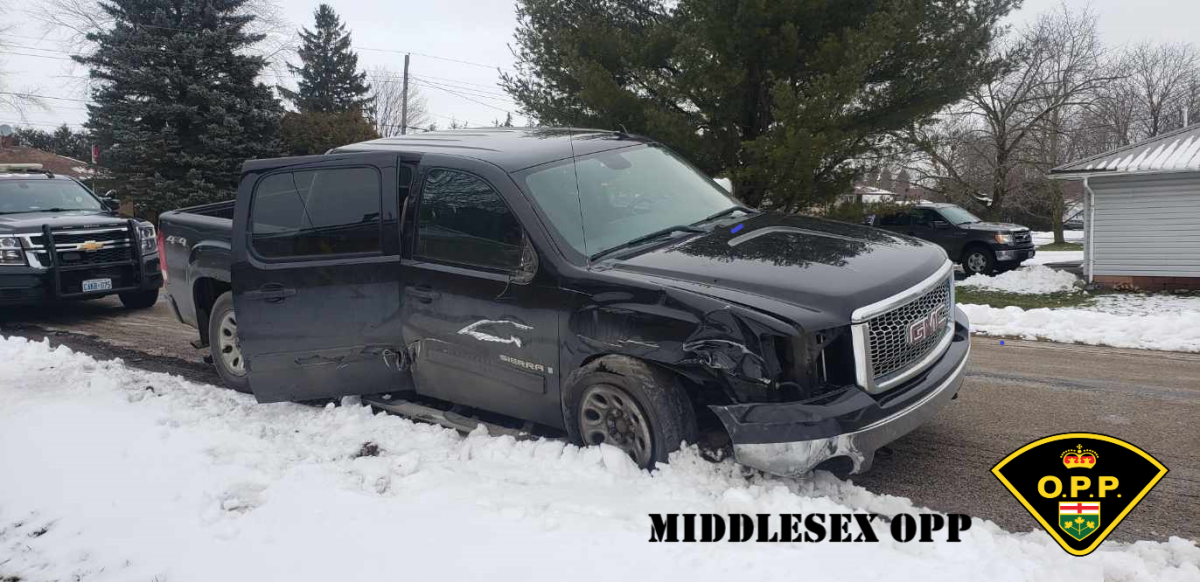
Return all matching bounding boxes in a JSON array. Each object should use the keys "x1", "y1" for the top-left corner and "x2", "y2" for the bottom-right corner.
[{"x1": 0, "y1": 164, "x2": 162, "y2": 308}]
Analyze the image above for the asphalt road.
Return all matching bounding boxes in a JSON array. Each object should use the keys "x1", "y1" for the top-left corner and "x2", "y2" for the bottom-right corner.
[{"x1": 1, "y1": 293, "x2": 1197, "y2": 544}]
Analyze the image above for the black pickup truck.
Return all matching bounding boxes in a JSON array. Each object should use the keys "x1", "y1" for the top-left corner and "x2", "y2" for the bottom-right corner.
[
  {"x1": 872, "y1": 203, "x2": 1035, "y2": 275},
  {"x1": 0, "y1": 164, "x2": 162, "y2": 307},
  {"x1": 160, "y1": 128, "x2": 970, "y2": 476}
]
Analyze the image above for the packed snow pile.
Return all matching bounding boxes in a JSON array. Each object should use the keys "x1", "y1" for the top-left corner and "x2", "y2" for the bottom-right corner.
[
  {"x1": 1, "y1": 336, "x2": 1198, "y2": 582},
  {"x1": 959, "y1": 266, "x2": 1081, "y2": 295},
  {"x1": 961, "y1": 304, "x2": 1200, "y2": 352}
]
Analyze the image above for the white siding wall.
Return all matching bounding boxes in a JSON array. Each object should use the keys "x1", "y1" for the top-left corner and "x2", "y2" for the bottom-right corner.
[{"x1": 1089, "y1": 173, "x2": 1200, "y2": 277}]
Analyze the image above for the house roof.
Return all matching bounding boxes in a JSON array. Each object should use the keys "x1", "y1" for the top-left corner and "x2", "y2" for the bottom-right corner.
[
  {"x1": 1051, "y1": 124, "x2": 1200, "y2": 178},
  {"x1": 0, "y1": 146, "x2": 94, "y2": 178}
]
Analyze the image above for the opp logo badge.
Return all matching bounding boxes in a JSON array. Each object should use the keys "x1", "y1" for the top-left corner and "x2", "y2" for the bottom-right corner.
[{"x1": 991, "y1": 433, "x2": 1168, "y2": 556}]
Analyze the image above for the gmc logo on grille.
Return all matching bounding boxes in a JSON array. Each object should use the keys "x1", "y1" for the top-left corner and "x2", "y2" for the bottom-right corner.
[{"x1": 906, "y1": 304, "x2": 948, "y2": 345}]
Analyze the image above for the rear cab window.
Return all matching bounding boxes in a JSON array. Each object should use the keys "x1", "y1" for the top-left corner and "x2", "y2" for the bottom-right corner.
[{"x1": 249, "y1": 167, "x2": 383, "y2": 259}]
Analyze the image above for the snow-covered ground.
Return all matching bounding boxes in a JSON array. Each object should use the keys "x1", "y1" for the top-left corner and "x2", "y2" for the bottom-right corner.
[
  {"x1": 1025, "y1": 250, "x2": 1084, "y2": 266},
  {"x1": 956, "y1": 263, "x2": 1200, "y2": 352},
  {"x1": 1031, "y1": 230, "x2": 1085, "y2": 247},
  {"x1": 1027, "y1": 231, "x2": 1085, "y2": 265},
  {"x1": 961, "y1": 303, "x2": 1200, "y2": 352},
  {"x1": 960, "y1": 265, "x2": 1081, "y2": 294},
  {"x1": 2, "y1": 336, "x2": 1198, "y2": 581}
]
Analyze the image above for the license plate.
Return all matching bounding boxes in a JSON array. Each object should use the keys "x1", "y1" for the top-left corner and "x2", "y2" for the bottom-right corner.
[{"x1": 82, "y1": 278, "x2": 113, "y2": 293}]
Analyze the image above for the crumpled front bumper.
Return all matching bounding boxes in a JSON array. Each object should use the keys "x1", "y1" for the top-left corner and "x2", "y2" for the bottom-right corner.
[{"x1": 712, "y1": 307, "x2": 970, "y2": 477}]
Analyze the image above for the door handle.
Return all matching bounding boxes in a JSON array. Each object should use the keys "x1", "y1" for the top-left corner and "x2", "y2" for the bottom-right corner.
[
  {"x1": 405, "y1": 285, "x2": 440, "y2": 303},
  {"x1": 246, "y1": 284, "x2": 297, "y2": 302}
]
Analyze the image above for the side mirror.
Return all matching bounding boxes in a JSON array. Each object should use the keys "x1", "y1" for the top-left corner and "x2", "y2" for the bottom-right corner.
[
  {"x1": 100, "y1": 197, "x2": 120, "y2": 211},
  {"x1": 930, "y1": 220, "x2": 949, "y2": 230},
  {"x1": 510, "y1": 232, "x2": 539, "y2": 285}
]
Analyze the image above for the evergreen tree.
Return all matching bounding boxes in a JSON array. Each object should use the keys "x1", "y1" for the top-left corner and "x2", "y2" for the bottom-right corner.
[
  {"x1": 13, "y1": 125, "x2": 91, "y2": 161},
  {"x1": 75, "y1": 0, "x2": 282, "y2": 217},
  {"x1": 279, "y1": 4, "x2": 371, "y2": 113},
  {"x1": 503, "y1": 0, "x2": 1018, "y2": 210},
  {"x1": 280, "y1": 110, "x2": 379, "y2": 156}
]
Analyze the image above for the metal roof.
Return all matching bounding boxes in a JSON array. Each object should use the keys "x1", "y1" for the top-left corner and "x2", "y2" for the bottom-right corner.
[{"x1": 1051, "y1": 124, "x2": 1200, "y2": 177}]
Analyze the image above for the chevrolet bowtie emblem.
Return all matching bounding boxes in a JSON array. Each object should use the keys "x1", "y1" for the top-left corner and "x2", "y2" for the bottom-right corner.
[{"x1": 78, "y1": 240, "x2": 106, "y2": 252}]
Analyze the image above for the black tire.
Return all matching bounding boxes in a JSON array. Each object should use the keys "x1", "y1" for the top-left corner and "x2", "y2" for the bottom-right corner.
[
  {"x1": 564, "y1": 355, "x2": 697, "y2": 469},
  {"x1": 119, "y1": 289, "x2": 160, "y2": 309},
  {"x1": 961, "y1": 246, "x2": 997, "y2": 276},
  {"x1": 208, "y1": 291, "x2": 251, "y2": 393}
]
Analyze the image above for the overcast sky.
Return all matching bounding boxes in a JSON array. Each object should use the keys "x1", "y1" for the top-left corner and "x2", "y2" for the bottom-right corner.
[{"x1": 1, "y1": 0, "x2": 1198, "y2": 134}]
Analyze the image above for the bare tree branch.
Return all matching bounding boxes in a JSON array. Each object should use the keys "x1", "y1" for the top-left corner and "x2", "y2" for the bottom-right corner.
[{"x1": 365, "y1": 66, "x2": 430, "y2": 137}]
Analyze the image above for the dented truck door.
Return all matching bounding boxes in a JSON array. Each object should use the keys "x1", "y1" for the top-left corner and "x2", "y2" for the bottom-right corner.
[
  {"x1": 399, "y1": 154, "x2": 562, "y2": 426},
  {"x1": 231, "y1": 152, "x2": 414, "y2": 402}
]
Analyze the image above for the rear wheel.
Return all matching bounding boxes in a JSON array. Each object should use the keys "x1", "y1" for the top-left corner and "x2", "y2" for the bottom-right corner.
[
  {"x1": 962, "y1": 247, "x2": 996, "y2": 276},
  {"x1": 209, "y1": 291, "x2": 250, "y2": 393},
  {"x1": 568, "y1": 356, "x2": 696, "y2": 469},
  {"x1": 119, "y1": 289, "x2": 159, "y2": 309}
]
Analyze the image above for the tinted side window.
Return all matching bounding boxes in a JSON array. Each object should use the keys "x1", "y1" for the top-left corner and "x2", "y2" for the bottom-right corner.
[
  {"x1": 416, "y1": 169, "x2": 521, "y2": 270},
  {"x1": 251, "y1": 167, "x2": 382, "y2": 258},
  {"x1": 916, "y1": 209, "x2": 942, "y2": 225},
  {"x1": 879, "y1": 212, "x2": 908, "y2": 227}
]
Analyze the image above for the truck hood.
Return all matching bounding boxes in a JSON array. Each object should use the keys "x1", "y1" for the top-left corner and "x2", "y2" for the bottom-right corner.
[
  {"x1": 959, "y1": 221, "x2": 1028, "y2": 233},
  {"x1": 0, "y1": 210, "x2": 125, "y2": 234},
  {"x1": 606, "y1": 212, "x2": 948, "y2": 325}
]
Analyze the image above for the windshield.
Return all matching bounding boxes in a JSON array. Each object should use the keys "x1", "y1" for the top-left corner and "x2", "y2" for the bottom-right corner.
[
  {"x1": 0, "y1": 179, "x2": 103, "y2": 214},
  {"x1": 520, "y1": 145, "x2": 740, "y2": 257},
  {"x1": 937, "y1": 205, "x2": 982, "y2": 225}
]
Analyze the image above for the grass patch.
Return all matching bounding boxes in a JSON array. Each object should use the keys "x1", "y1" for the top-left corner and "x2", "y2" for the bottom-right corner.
[
  {"x1": 1037, "y1": 242, "x2": 1083, "y2": 252},
  {"x1": 956, "y1": 287, "x2": 1105, "y2": 309}
]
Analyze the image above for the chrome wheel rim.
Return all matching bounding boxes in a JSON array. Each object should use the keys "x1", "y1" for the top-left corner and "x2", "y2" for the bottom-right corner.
[
  {"x1": 967, "y1": 253, "x2": 988, "y2": 273},
  {"x1": 579, "y1": 384, "x2": 653, "y2": 467},
  {"x1": 217, "y1": 310, "x2": 246, "y2": 376}
]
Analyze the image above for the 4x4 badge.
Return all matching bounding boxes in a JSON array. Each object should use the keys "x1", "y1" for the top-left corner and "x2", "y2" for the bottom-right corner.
[{"x1": 991, "y1": 433, "x2": 1167, "y2": 556}]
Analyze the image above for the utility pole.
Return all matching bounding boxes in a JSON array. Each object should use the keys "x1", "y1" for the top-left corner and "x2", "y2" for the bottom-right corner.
[{"x1": 401, "y1": 53, "x2": 410, "y2": 135}]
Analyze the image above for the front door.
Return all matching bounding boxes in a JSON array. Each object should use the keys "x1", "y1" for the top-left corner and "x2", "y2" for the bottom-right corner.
[
  {"x1": 231, "y1": 152, "x2": 414, "y2": 402},
  {"x1": 399, "y1": 158, "x2": 561, "y2": 426}
]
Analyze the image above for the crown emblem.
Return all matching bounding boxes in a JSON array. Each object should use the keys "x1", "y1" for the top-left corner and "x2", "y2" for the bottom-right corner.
[{"x1": 1061, "y1": 444, "x2": 1098, "y2": 469}]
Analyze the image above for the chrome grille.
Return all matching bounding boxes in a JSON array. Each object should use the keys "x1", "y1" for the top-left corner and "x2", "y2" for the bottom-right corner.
[
  {"x1": 1013, "y1": 231, "x2": 1032, "y2": 245},
  {"x1": 24, "y1": 227, "x2": 135, "y2": 268},
  {"x1": 865, "y1": 277, "x2": 952, "y2": 381}
]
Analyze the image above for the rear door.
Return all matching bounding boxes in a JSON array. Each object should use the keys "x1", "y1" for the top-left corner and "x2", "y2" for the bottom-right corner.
[{"x1": 231, "y1": 152, "x2": 415, "y2": 402}]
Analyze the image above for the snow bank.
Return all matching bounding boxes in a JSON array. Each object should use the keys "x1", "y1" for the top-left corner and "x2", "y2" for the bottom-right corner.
[
  {"x1": 960, "y1": 266, "x2": 1081, "y2": 295},
  {"x1": 0, "y1": 336, "x2": 1197, "y2": 582},
  {"x1": 961, "y1": 304, "x2": 1200, "y2": 352}
]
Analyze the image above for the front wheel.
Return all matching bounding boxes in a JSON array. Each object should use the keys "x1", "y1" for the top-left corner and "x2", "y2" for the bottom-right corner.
[
  {"x1": 568, "y1": 356, "x2": 696, "y2": 469},
  {"x1": 208, "y1": 291, "x2": 250, "y2": 393},
  {"x1": 962, "y1": 247, "x2": 997, "y2": 276},
  {"x1": 119, "y1": 289, "x2": 160, "y2": 309}
]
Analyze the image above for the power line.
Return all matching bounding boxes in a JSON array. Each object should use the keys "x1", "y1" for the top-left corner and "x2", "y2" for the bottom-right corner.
[
  {"x1": 411, "y1": 80, "x2": 514, "y2": 115},
  {"x1": 0, "y1": 48, "x2": 517, "y2": 101},
  {"x1": 0, "y1": 91, "x2": 89, "y2": 104},
  {"x1": 9, "y1": 19, "x2": 516, "y2": 72},
  {"x1": 0, "y1": 119, "x2": 86, "y2": 128}
]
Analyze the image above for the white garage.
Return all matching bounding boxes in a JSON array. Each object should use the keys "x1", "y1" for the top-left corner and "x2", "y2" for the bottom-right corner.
[{"x1": 1051, "y1": 124, "x2": 1200, "y2": 291}]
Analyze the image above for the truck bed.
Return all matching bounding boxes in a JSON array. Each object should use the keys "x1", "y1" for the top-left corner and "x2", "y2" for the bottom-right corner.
[{"x1": 159, "y1": 200, "x2": 235, "y2": 332}]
